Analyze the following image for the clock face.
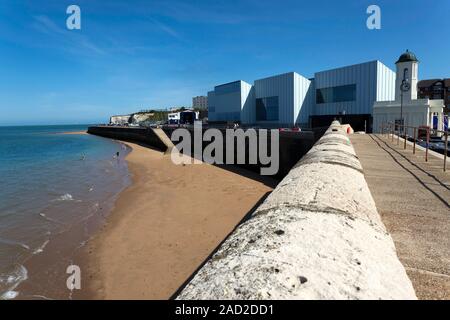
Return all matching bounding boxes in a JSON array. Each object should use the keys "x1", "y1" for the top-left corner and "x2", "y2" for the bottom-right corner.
[{"x1": 401, "y1": 81, "x2": 411, "y2": 92}]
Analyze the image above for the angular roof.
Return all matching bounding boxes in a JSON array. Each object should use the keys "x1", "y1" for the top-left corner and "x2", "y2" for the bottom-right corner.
[
  {"x1": 418, "y1": 79, "x2": 450, "y2": 88},
  {"x1": 418, "y1": 79, "x2": 442, "y2": 87}
]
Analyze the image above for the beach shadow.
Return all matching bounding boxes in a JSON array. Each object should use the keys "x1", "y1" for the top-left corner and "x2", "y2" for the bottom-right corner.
[
  {"x1": 212, "y1": 164, "x2": 280, "y2": 188},
  {"x1": 168, "y1": 191, "x2": 272, "y2": 300},
  {"x1": 369, "y1": 135, "x2": 449, "y2": 209}
]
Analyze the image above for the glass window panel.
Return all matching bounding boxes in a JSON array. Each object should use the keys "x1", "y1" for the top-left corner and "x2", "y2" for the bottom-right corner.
[
  {"x1": 316, "y1": 84, "x2": 356, "y2": 104},
  {"x1": 256, "y1": 96, "x2": 278, "y2": 121},
  {"x1": 215, "y1": 81, "x2": 241, "y2": 95}
]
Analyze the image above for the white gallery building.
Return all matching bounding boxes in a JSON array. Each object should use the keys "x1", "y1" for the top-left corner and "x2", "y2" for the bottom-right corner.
[
  {"x1": 207, "y1": 51, "x2": 445, "y2": 132},
  {"x1": 372, "y1": 51, "x2": 445, "y2": 133}
]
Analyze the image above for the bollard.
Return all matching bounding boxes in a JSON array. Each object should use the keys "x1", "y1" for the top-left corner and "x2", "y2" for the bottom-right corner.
[
  {"x1": 425, "y1": 128, "x2": 429, "y2": 162},
  {"x1": 444, "y1": 132, "x2": 448, "y2": 172},
  {"x1": 404, "y1": 126, "x2": 407, "y2": 149},
  {"x1": 413, "y1": 128, "x2": 416, "y2": 154}
]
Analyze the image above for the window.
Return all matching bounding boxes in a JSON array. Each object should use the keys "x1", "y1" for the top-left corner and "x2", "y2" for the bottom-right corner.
[
  {"x1": 256, "y1": 96, "x2": 279, "y2": 121},
  {"x1": 316, "y1": 84, "x2": 356, "y2": 104},
  {"x1": 403, "y1": 68, "x2": 409, "y2": 81},
  {"x1": 215, "y1": 81, "x2": 241, "y2": 95},
  {"x1": 209, "y1": 106, "x2": 215, "y2": 113}
]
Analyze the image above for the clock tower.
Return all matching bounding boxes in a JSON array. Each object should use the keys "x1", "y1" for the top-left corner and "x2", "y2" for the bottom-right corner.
[
  {"x1": 395, "y1": 50, "x2": 419, "y2": 103},
  {"x1": 373, "y1": 51, "x2": 444, "y2": 134}
]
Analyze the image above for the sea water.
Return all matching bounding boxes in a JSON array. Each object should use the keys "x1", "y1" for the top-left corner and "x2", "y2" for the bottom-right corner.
[{"x1": 0, "y1": 125, "x2": 130, "y2": 299}]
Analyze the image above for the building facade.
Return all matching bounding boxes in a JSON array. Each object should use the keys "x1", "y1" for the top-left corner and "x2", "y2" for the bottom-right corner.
[
  {"x1": 207, "y1": 80, "x2": 254, "y2": 123},
  {"x1": 418, "y1": 79, "x2": 450, "y2": 114},
  {"x1": 311, "y1": 61, "x2": 395, "y2": 130},
  {"x1": 373, "y1": 51, "x2": 445, "y2": 132},
  {"x1": 168, "y1": 110, "x2": 199, "y2": 125},
  {"x1": 250, "y1": 72, "x2": 313, "y2": 127},
  {"x1": 206, "y1": 60, "x2": 396, "y2": 131},
  {"x1": 192, "y1": 96, "x2": 208, "y2": 109}
]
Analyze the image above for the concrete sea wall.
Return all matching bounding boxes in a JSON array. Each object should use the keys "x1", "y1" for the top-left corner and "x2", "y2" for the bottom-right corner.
[
  {"x1": 162, "y1": 127, "x2": 319, "y2": 179},
  {"x1": 87, "y1": 126, "x2": 168, "y2": 151},
  {"x1": 88, "y1": 126, "x2": 324, "y2": 179},
  {"x1": 176, "y1": 121, "x2": 417, "y2": 299}
]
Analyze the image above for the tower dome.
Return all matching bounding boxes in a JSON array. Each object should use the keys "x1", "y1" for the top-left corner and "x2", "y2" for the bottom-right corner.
[{"x1": 395, "y1": 50, "x2": 419, "y2": 64}]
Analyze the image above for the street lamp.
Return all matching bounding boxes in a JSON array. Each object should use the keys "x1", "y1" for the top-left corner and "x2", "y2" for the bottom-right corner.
[{"x1": 400, "y1": 68, "x2": 411, "y2": 137}]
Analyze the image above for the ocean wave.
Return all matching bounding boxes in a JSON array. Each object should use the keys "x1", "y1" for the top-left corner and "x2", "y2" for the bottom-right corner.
[
  {"x1": 52, "y1": 193, "x2": 82, "y2": 203},
  {"x1": 55, "y1": 193, "x2": 74, "y2": 201},
  {"x1": 39, "y1": 213, "x2": 64, "y2": 225},
  {"x1": 33, "y1": 239, "x2": 50, "y2": 255},
  {"x1": 0, "y1": 265, "x2": 28, "y2": 300},
  {"x1": 1, "y1": 291, "x2": 18, "y2": 299},
  {"x1": 0, "y1": 238, "x2": 30, "y2": 250}
]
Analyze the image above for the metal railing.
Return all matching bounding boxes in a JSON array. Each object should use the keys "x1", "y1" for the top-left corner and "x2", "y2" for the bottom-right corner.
[{"x1": 379, "y1": 122, "x2": 449, "y2": 172}]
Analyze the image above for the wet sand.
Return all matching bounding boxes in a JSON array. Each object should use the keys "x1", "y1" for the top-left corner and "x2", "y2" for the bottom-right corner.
[{"x1": 77, "y1": 142, "x2": 276, "y2": 299}]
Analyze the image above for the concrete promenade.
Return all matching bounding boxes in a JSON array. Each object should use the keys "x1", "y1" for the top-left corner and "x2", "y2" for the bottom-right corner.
[
  {"x1": 177, "y1": 122, "x2": 416, "y2": 300},
  {"x1": 350, "y1": 134, "x2": 450, "y2": 299}
]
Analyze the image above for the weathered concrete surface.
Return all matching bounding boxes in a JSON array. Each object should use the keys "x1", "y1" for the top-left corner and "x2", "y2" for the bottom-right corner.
[
  {"x1": 87, "y1": 126, "x2": 168, "y2": 151},
  {"x1": 152, "y1": 128, "x2": 175, "y2": 154},
  {"x1": 177, "y1": 122, "x2": 416, "y2": 300},
  {"x1": 350, "y1": 134, "x2": 450, "y2": 300},
  {"x1": 89, "y1": 125, "x2": 321, "y2": 179}
]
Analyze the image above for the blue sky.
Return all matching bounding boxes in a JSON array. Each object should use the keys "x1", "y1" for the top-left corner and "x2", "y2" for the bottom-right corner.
[{"x1": 0, "y1": 0, "x2": 448, "y2": 125}]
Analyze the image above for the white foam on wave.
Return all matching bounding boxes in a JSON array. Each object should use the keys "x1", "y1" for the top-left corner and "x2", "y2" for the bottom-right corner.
[
  {"x1": 0, "y1": 265, "x2": 28, "y2": 300},
  {"x1": 53, "y1": 193, "x2": 82, "y2": 202},
  {"x1": 33, "y1": 239, "x2": 50, "y2": 255},
  {"x1": 1, "y1": 291, "x2": 18, "y2": 299},
  {"x1": 56, "y1": 193, "x2": 74, "y2": 201},
  {"x1": 39, "y1": 213, "x2": 64, "y2": 225}
]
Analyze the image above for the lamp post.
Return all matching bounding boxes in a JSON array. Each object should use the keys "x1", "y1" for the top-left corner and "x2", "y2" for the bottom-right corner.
[
  {"x1": 400, "y1": 77, "x2": 411, "y2": 138},
  {"x1": 400, "y1": 86, "x2": 403, "y2": 136}
]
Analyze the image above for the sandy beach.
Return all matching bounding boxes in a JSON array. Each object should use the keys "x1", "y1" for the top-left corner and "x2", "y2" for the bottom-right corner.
[{"x1": 76, "y1": 141, "x2": 276, "y2": 299}]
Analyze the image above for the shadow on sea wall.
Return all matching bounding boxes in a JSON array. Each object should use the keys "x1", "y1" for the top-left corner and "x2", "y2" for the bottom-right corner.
[
  {"x1": 87, "y1": 126, "x2": 168, "y2": 151},
  {"x1": 88, "y1": 126, "x2": 328, "y2": 180}
]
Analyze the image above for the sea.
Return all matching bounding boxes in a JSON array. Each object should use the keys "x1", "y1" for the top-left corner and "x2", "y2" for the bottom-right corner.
[{"x1": 0, "y1": 125, "x2": 131, "y2": 299}]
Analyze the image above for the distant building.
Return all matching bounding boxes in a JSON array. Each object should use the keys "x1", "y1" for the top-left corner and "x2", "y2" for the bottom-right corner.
[
  {"x1": 168, "y1": 112, "x2": 180, "y2": 124},
  {"x1": 418, "y1": 78, "x2": 450, "y2": 114},
  {"x1": 168, "y1": 110, "x2": 199, "y2": 125},
  {"x1": 192, "y1": 96, "x2": 208, "y2": 109}
]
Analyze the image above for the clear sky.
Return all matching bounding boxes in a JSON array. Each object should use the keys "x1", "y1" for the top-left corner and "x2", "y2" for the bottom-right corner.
[{"x1": 0, "y1": 0, "x2": 448, "y2": 125}]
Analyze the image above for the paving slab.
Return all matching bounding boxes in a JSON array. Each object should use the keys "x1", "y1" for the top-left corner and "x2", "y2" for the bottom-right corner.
[{"x1": 350, "y1": 134, "x2": 450, "y2": 300}]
